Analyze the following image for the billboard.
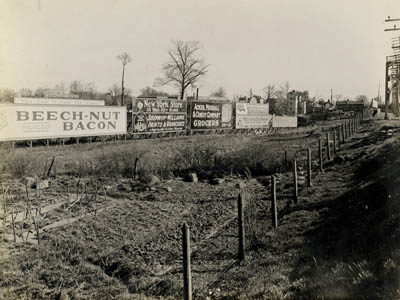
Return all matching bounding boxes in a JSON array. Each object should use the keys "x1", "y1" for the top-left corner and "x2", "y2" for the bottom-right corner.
[
  {"x1": 272, "y1": 116, "x2": 297, "y2": 128},
  {"x1": 14, "y1": 97, "x2": 105, "y2": 106},
  {"x1": 190, "y1": 101, "x2": 233, "y2": 130},
  {"x1": 235, "y1": 103, "x2": 271, "y2": 129},
  {"x1": 0, "y1": 104, "x2": 126, "y2": 141},
  {"x1": 132, "y1": 98, "x2": 187, "y2": 133}
]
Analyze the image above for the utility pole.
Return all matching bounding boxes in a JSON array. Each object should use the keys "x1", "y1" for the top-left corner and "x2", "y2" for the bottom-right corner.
[
  {"x1": 384, "y1": 16, "x2": 400, "y2": 119},
  {"x1": 117, "y1": 52, "x2": 132, "y2": 106},
  {"x1": 385, "y1": 57, "x2": 391, "y2": 120}
]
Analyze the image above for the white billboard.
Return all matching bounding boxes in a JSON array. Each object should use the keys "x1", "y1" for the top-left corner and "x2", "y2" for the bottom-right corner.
[
  {"x1": 272, "y1": 116, "x2": 297, "y2": 128},
  {"x1": 235, "y1": 103, "x2": 271, "y2": 129},
  {"x1": 0, "y1": 104, "x2": 126, "y2": 141},
  {"x1": 14, "y1": 97, "x2": 105, "y2": 106}
]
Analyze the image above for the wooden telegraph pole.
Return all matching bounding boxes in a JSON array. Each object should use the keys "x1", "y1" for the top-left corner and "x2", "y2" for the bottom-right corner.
[{"x1": 384, "y1": 16, "x2": 400, "y2": 119}]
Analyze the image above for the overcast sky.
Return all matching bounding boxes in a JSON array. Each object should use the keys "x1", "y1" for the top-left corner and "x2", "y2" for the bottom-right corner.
[{"x1": 0, "y1": 0, "x2": 399, "y2": 100}]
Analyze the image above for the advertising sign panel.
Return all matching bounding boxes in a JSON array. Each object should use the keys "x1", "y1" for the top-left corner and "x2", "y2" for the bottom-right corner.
[
  {"x1": 132, "y1": 98, "x2": 187, "y2": 133},
  {"x1": 0, "y1": 104, "x2": 126, "y2": 141},
  {"x1": 190, "y1": 101, "x2": 232, "y2": 130},
  {"x1": 235, "y1": 103, "x2": 271, "y2": 129},
  {"x1": 14, "y1": 97, "x2": 105, "y2": 106},
  {"x1": 272, "y1": 116, "x2": 298, "y2": 128}
]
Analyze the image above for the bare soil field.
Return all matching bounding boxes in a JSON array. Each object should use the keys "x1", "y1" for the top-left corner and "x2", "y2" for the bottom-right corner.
[{"x1": 1, "y1": 118, "x2": 400, "y2": 299}]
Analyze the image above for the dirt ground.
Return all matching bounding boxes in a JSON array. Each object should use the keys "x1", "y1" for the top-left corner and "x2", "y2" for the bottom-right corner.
[{"x1": 1, "y1": 117, "x2": 400, "y2": 300}]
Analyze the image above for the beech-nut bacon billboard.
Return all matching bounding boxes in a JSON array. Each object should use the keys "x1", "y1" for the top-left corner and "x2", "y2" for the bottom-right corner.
[
  {"x1": 235, "y1": 103, "x2": 271, "y2": 129},
  {"x1": 0, "y1": 104, "x2": 127, "y2": 141},
  {"x1": 190, "y1": 101, "x2": 233, "y2": 130},
  {"x1": 132, "y1": 98, "x2": 187, "y2": 133}
]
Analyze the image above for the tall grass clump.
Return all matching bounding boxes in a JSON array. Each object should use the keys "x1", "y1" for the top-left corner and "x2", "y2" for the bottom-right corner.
[
  {"x1": 0, "y1": 150, "x2": 43, "y2": 178},
  {"x1": 218, "y1": 142, "x2": 290, "y2": 177},
  {"x1": 171, "y1": 143, "x2": 217, "y2": 179}
]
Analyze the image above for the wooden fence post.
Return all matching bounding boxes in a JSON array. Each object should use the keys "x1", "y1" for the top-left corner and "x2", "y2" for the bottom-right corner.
[
  {"x1": 326, "y1": 132, "x2": 331, "y2": 161},
  {"x1": 284, "y1": 150, "x2": 288, "y2": 167},
  {"x1": 182, "y1": 223, "x2": 192, "y2": 300},
  {"x1": 77, "y1": 137, "x2": 79, "y2": 145},
  {"x1": 30, "y1": 140, "x2": 33, "y2": 150},
  {"x1": 342, "y1": 124, "x2": 345, "y2": 143},
  {"x1": 319, "y1": 138, "x2": 323, "y2": 172},
  {"x1": 350, "y1": 119, "x2": 353, "y2": 135},
  {"x1": 349, "y1": 119, "x2": 352, "y2": 136},
  {"x1": 332, "y1": 129, "x2": 336, "y2": 155},
  {"x1": 336, "y1": 126, "x2": 340, "y2": 150},
  {"x1": 271, "y1": 175, "x2": 278, "y2": 228},
  {"x1": 46, "y1": 139, "x2": 49, "y2": 147},
  {"x1": 293, "y1": 159, "x2": 298, "y2": 203},
  {"x1": 238, "y1": 193, "x2": 245, "y2": 260},
  {"x1": 307, "y1": 148, "x2": 312, "y2": 187}
]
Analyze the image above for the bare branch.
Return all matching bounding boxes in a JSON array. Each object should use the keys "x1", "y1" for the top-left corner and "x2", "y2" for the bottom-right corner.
[{"x1": 155, "y1": 40, "x2": 209, "y2": 99}]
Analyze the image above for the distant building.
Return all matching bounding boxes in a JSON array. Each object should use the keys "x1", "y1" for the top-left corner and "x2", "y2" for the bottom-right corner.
[
  {"x1": 287, "y1": 90, "x2": 310, "y2": 115},
  {"x1": 237, "y1": 95, "x2": 265, "y2": 104},
  {"x1": 336, "y1": 100, "x2": 364, "y2": 112}
]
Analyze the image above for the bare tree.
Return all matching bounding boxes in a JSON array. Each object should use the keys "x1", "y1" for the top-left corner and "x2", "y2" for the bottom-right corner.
[
  {"x1": 69, "y1": 81, "x2": 96, "y2": 99},
  {"x1": 34, "y1": 87, "x2": 50, "y2": 98},
  {"x1": 334, "y1": 94, "x2": 344, "y2": 103},
  {"x1": 117, "y1": 52, "x2": 132, "y2": 106},
  {"x1": 108, "y1": 84, "x2": 121, "y2": 105},
  {"x1": 279, "y1": 81, "x2": 291, "y2": 98},
  {"x1": 108, "y1": 83, "x2": 132, "y2": 105},
  {"x1": 0, "y1": 88, "x2": 16, "y2": 103},
  {"x1": 263, "y1": 84, "x2": 276, "y2": 100},
  {"x1": 18, "y1": 88, "x2": 33, "y2": 97},
  {"x1": 53, "y1": 82, "x2": 68, "y2": 96},
  {"x1": 210, "y1": 86, "x2": 227, "y2": 98},
  {"x1": 354, "y1": 94, "x2": 370, "y2": 107},
  {"x1": 139, "y1": 86, "x2": 167, "y2": 97},
  {"x1": 156, "y1": 40, "x2": 209, "y2": 100}
]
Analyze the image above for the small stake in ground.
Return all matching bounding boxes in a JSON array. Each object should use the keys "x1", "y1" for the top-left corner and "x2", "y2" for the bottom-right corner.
[
  {"x1": 11, "y1": 211, "x2": 17, "y2": 242},
  {"x1": 133, "y1": 157, "x2": 139, "y2": 179},
  {"x1": 307, "y1": 148, "x2": 312, "y2": 187},
  {"x1": 238, "y1": 193, "x2": 245, "y2": 260},
  {"x1": 293, "y1": 159, "x2": 298, "y2": 203},
  {"x1": 182, "y1": 223, "x2": 192, "y2": 300},
  {"x1": 271, "y1": 175, "x2": 278, "y2": 228},
  {"x1": 326, "y1": 132, "x2": 331, "y2": 161},
  {"x1": 319, "y1": 139, "x2": 323, "y2": 172}
]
